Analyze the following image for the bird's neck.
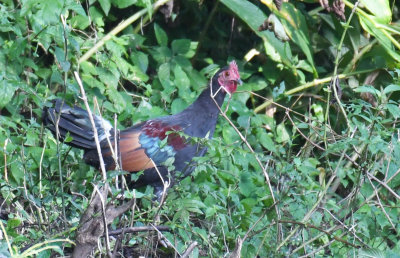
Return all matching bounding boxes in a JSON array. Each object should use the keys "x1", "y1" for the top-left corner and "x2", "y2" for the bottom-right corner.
[
  {"x1": 190, "y1": 79, "x2": 226, "y2": 116},
  {"x1": 179, "y1": 79, "x2": 226, "y2": 138}
]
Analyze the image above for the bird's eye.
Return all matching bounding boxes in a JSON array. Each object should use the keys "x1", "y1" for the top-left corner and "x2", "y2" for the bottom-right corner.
[{"x1": 225, "y1": 71, "x2": 230, "y2": 76}]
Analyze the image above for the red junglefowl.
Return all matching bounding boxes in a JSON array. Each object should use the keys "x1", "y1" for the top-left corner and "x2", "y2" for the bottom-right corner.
[{"x1": 43, "y1": 61, "x2": 242, "y2": 198}]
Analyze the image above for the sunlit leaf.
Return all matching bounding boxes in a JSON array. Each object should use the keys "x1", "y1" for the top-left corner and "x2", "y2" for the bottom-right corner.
[{"x1": 360, "y1": 0, "x2": 391, "y2": 24}]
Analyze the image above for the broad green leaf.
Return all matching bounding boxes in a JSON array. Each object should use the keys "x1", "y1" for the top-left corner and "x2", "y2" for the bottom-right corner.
[
  {"x1": 171, "y1": 98, "x2": 187, "y2": 114},
  {"x1": 130, "y1": 51, "x2": 149, "y2": 73},
  {"x1": 383, "y1": 84, "x2": 400, "y2": 94},
  {"x1": 358, "y1": 248, "x2": 386, "y2": 258},
  {"x1": 66, "y1": 1, "x2": 87, "y2": 16},
  {"x1": 174, "y1": 65, "x2": 191, "y2": 101},
  {"x1": 360, "y1": 0, "x2": 391, "y2": 24},
  {"x1": 172, "y1": 39, "x2": 191, "y2": 55},
  {"x1": 239, "y1": 172, "x2": 255, "y2": 197},
  {"x1": 278, "y1": 3, "x2": 317, "y2": 76},
  {"x1": 111, "y1": 0, "x2": 138, "y2": 9},
  {"x1": 24, "y1": 130, "x2": 39, "y2": 146},
  {"x1": 89, "y1": 6, "x2": 105, "y2": 27},
  {"x1": 354, "y1": 85, "x2": 381, "y2": 97},
  {"x1": 158, "y1": 63, "x2": 170, "y2": 84},
  {"x1": 0, "y1": 80, "x2": 17, "y2": 108},
  {"x1": 222, "y1": 126, "x2": 240, "y2": 144},
  {"x1": 97, "y1": 67, "x2": 118, "y2": 88},
  {"x1": 220, "y1": 0, "x2": 293, "y2": 68},
  {"x1": 276, "y1": 122, "x2": 290, "y2": 143},
  {"x1": 98, "y1": 0, "x2": 111, "y2": 15},
  {"x1": 154, "y1": 23, "x2": 168, "y2": 47},
  {"x1": 70, "y1": 14, "x2": 90, "y2": 30},
  {"x1": 106, "y1": 89, "x2": 126, "y2": 113},
  {"x1": 127, "y1": 66, "x2": 149, "y2": 82},
  {"x1": 11, "y1": 161, "x2": 24, "y2": 185},
  {"x1": 54, "y1": 47, "x2": 70, "y2": 72},
  {"x1": 386, "y1": 104, "x2": 400, "y2": 118},
  {"x1": 359, "y1": 15, "x2": 400, "y2": 62},
  {"x1": 257, "y1": 129, "x2": 277, "y2": 153}
]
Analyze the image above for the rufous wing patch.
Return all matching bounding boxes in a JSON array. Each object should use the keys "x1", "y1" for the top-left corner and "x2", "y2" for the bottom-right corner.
[{"x1": 119, "y1": 130, "x2": 155, "y2": 171}]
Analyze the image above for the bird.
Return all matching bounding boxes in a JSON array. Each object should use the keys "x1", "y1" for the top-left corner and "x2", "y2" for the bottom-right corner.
[{"x1": 43, "y1": 61, "x2": 242, "y2": 198}]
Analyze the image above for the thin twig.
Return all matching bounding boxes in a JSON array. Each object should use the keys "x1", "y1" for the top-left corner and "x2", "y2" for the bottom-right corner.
[
  {"x1": 254, "y1": 69, "x2": 376, "y2": 113},
  {"x1": 151, "y1": 224, "x2": 181, "y2": 255},
  {"x1": 278, "y1": 220, "x2": 360, "y2": 248},
  {"x1": 107, "y1": 225, "x2": 170, "y2": 236},
  {"x1": 3, "y1": 139, "x2": 8, "y2": 182},
  {"x1": 181, "y1": 241, "x2": 198, "y2": 258},
  {"x1": 79, "y1": 0, "x2": 171, "y2": 64},
  {"x1": 38, "y1": 137, "x2": 47, "y2": 198},
  {"x1": 92, "y1": 185, "x2": 112, "y2": 257},
  {"x1": 368, "y1": 172, "x2": 400, "y2": 201},
  {"x1": 367, "y1": 176, "x2": 397, "y2": 232},
  {"x1": 74, "y1": 71, "x2": 108, "y2": 181},
  {"x1": 210, "y1": 85, "x2": 278, "y2": 218},
  {"x1": 329, "y1": 1, "x2": 360, "y2": 131},
  {"x1": 277, "y1": 126, "x2": 358, "y2": 251},
  {"x1": 74, "y1": 71, "x2": 111, "y2": 257}
]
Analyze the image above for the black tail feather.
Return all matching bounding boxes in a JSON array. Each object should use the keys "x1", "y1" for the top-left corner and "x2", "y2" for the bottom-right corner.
[{"x1": 43, "y1": 99, "x2": 112, "y2": 150}]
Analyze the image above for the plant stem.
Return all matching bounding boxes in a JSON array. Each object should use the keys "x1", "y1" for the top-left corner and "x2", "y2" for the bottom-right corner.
[
  {"x1": 254, "y1": 69, "x2": 375, "y2": 113},
  {"x1": 78, "y1": 0, "x2": 171, "y2": 64}
]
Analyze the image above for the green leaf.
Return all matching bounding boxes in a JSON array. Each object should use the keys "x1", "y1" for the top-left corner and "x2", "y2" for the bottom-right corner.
[
  {"x1": 98, "y1": 0, "x2": 111, "y2": 15},
  {"x1": 276, "y1": 122, "x2": 290, "y2": 143},
  {"x1": 383, "y1": 84, "x2": 400, "y2": 94},
  {"x1": 171, "y1": 98, "x2": 187, "y2": 114},
  {"x1": 127, "y1": 66, "x2": 149, "y2": 82},
  {"x1": 89, "y1": 6, "x2": 105, "y2": 27},
  {"x1": 220, "y1": 0, "x2": 294, "y2": 68},
  {"x1": 130, "y1": 51, "x2": 149, "y2": 73},
  {"x1": 106, "y1": 89, "x2": 126, "y2": 113},
  {"x1": 154, "y1": 23, "x2": 168, "y2": 47},
  {"x1": 257, "y1": 129, "x2": 277, "y2": 153},
  {"x1": 222, "y1": 126, "x2": 239, "y2": 144},
  {"x1": 158, "y1": 62, "x2": 171, "y2": 88},
  {"x1": 24, "y1": 130, "x2": 39, "y2": 146},
  {"x1": 11, "y1": 161, "x2": 24, "y2": 185},
  {"x1": 359, "y1": 15, "x2": 400, "y2": 62},
  {"x1": 239, "y1": 172, "x2": 255, "y2": 197},
  {"x1": 360, "y1": 0, "x2": 391, "y2": 24},
  {"x1": 0, "y1": 79, "x2": 17, "y2": 108},
  {"x1": 354, "y1": 85, "x2": 381, "y2": 97},
  {"x1": 54, "y1": 47, "x2": 70, "y2": 72},
  {"x1": 66, "y1": 1, "x2": 87, "y2": 16},
  {"x1": 172, "y1": 39, "x2": 191, "y2": 55},
  {"x1": 386, "y1": 104, "x2": 400, "y2": 119},
  {"x1": 97, "y1": 67, "x2": 118, "y2": 88},
  {"x1": 174, "y1": 65, "x2": 191, "y2": 101},
  {"x1": 111, "y1": 0, "x2": 138, "y2": 9},
  {"x1": 7, "y1": 218, "x2": 22, "y2": 228},
  {"x1": 279, "y1": 3, "x2": 317, "y2": 76}
]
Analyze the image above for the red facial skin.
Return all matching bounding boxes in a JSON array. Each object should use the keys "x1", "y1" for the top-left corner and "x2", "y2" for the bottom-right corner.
[{"x1": 217, "y1": 60, "x2": 241, "y2": 94}]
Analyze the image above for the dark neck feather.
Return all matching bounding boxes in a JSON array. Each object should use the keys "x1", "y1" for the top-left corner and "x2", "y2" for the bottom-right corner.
[
  {"x1": 179, "y1": 75, "x2": 226, "y2": 138},
  {"x1": 186, "y1": 75, "x2": 226, "y2": 116}
]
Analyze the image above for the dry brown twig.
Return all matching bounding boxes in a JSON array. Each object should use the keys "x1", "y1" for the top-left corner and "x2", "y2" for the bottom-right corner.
[
  {"x1": 181, "y1": 241, "x2": 198, "y2": 258},
  {"x1": 72, "y1": 71, "x2": 138, "y2": 257},
  {"x1": 107, "y1": 225, "x2": 170, "y2": 236},
  {"x1": 367, "y1": 176, "x2": 397, "y2": 232},
  {"x1": 210, "y1": 85, "x2": 278, "y2": 215}
]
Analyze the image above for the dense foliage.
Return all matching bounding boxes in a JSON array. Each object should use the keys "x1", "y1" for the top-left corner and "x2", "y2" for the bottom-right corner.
[{"x1": 1, "y1": 0, "x2": 400, "y2": 256}]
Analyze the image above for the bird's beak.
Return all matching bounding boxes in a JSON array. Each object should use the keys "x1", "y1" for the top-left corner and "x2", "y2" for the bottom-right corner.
[{"x1": 237, "y1": 79, "x2": 243, "y2": 85}]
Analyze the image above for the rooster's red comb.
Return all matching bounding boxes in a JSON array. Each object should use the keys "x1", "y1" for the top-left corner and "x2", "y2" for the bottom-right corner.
[{"x1": 229, "y1": 61, "x2": 239, "y2": 78}]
